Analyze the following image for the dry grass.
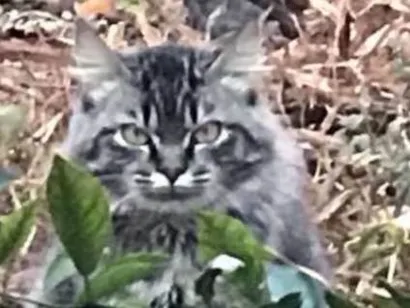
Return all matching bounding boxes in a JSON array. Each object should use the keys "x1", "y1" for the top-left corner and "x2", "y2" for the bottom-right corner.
[{"x1": 1, "y1": 0, "x2": 410, "y2": 306}]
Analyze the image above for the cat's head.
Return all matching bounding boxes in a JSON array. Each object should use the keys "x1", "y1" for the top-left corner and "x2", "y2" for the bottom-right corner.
[{"x1": 63, "y1": 19, "x2": 274, "y2": 214}]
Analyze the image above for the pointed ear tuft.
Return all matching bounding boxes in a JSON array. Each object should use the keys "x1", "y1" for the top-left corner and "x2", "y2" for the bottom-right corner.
[
  {"x1": 69, "y1": 18, "x2": 130, "y2": 85},
  {"x1": 205, "y1": 20, "x2": 266, "y2": 82}
]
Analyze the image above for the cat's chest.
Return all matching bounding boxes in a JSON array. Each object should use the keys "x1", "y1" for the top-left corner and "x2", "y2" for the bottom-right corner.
[
  {"x1": 112, "y1": 211, "x2": 198, "y2": 256},
  {"x1": 111, "y1": 211, "x2": 202, "y2": 305},
  {"x1": 125, "y1": 250, "x2": 202, "y2": 306}
]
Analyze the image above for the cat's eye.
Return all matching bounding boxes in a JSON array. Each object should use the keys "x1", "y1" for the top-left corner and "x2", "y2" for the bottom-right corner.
[
  {"x1": 118, "y1": 125, "x2": 150, "y2": 146},
  {"x1": 193, "y1": 121, "x2": 222, "y2": 144}
]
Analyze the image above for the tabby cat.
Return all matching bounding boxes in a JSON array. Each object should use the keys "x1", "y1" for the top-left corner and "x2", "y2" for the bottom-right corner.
[{"x1": 27, "y1": 18, "x2": 331, "y2": 308}]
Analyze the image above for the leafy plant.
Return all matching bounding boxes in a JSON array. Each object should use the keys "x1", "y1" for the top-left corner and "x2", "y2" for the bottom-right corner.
[
  {"x1": 325, "y1": 290, "x2": 360, "y2": 308},
  {"x1": 46, "y1": 155, "x2": 113, "y2": 277},
  {"x1": 0, "y1": 103, "x2": 32, "y2": 300},
  {"x1": 42, "y1": 156, "x2": 323, "y2": 308},
  {"x1": 43, "y1": 154, "x2": 166, "y2": 306},
  {"x1": 0, "y1": 201, "x2": 36, "y2": 265},
  {"x1": 2, "y1": 153, "x2": 410, "y2": 307},
  {"x1": 196, "y1": 211, "x2": 330, "y2": 308},
  {"x1": 197, "y1": 210, "x2": 271, "y2": 305},
  {"x1": 0, "y1": 103, "x2": 25, "y2": 194},
  {"x1": 377, "y1": 280, "x2": 410, "y2": 307},
  {"x1": 78, "y1": 252, "x2": 167, "y2": 304}
]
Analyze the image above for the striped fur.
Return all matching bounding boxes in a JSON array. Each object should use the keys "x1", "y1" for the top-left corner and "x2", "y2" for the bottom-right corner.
[{"x1": 28, "y1": 19, "x2": 331, "y2": 307}]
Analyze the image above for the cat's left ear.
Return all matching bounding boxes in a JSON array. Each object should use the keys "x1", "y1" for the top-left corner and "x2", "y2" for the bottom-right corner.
[
  {"x1": 204, "y1": 20, "x2": 266, "y2": 84},
  {"x1": 69, "y1": 18, "x2": 131, "y2": 85}
]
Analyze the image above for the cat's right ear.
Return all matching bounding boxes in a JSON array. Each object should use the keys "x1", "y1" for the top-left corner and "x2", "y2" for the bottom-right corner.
[
  {"x1": 204, "y1": 19, "x2": 266, "y2": 84},
  {"x1": 69, "y1": 18, "x2": 131, "y2": 86}
]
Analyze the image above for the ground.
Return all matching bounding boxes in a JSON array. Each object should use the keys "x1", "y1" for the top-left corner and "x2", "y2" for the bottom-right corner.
[{"x1": 0, "y1": 0, "x2": 410, "y2": 307}]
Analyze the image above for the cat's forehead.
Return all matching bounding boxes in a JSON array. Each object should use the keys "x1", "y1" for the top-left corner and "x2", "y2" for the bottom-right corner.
[
  {"x1": 113, "y1": 45, "x2": 217, "y2": 130},
  {"x1": 120, "y1": 44, "x2": 214, "y2": 89}
]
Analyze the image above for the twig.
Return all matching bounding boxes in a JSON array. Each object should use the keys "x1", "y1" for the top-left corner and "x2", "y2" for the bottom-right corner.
[
  {"x1": 0, "y1": 79, "x2": 43, "y2": 102},
  {"x1": 0, "y1": 291, "x2": 68, "y2": 308}
]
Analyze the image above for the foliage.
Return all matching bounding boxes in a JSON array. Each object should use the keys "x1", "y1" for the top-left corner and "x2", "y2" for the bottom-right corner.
[
  {"x1": 78, "y1": 252, "x2": 167, "y2": 304},
  {"x1": 0, "y1": 154, "x2": 410, "y2": 307},
  {"x1": 197, "y1": 210, "x2": 271, "y2": 304},
  {"x1": 0, "y1": 201, "x2": 36, "y2": 265},
  {"x1": 39, "y1": 156, "x2": 410, "y2": 307},
  {"x1": 44, "y1": 155, "x2": 166, "y2": 306},
  {"x1": 0, "y1": 103, "x2": 25, "y2": 191},
  {"x1": 46, "y1": 154, "x2": 113, "y2": 277},
  {"x1": 377, "y1": 281, "x2": 410, "y2": 307}
]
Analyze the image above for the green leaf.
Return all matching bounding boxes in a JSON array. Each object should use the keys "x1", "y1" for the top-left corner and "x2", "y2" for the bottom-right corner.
[
  {"x1": 46, "y1": 154, "x2": 112, "y2": 276},
  {"x1": 119, "y1": 0, "x2": 140, "y2": 5},
  {"x1": 378, "y1": 280, "x2": 410, "y2": 308},
  {"x1": 260, "y1": 293, "x2": 302, "y2": 308},
  {"x1": 197, "y1": 211, "x2": 271, "y2": 304},
  {"x1": 373, "y1": 295, "x2": 401, "y2": 308},
  {"x1": 325, "y1": 290, "x2": 359, "y2": 308},
  {"x1": 77, "y1": 252, "x2": 167, "y2": 304},
  {"x1": 0, "y1": 202, "x2": 36, "y2": 264},
  {"x1": 197, "y1": 211, "x2": 269, "y2": 263}
]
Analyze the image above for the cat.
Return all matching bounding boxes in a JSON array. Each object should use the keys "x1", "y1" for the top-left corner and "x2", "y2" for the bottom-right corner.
[{"x1": 26, "y1": 17, "x2": 331, "y2": 308}]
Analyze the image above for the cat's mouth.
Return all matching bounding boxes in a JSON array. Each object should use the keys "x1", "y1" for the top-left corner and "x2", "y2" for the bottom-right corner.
[
  {"x1": 142, "y1": 188, "x2": 203, "y2": 201},
  {"x1": 133, "y1": 171, "x2": 210, "y2": 200}
]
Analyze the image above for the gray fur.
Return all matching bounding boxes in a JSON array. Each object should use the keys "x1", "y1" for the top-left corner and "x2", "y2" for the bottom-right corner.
[{"x1": 28, "y1": 18, "x2": 330, "y2": 307}]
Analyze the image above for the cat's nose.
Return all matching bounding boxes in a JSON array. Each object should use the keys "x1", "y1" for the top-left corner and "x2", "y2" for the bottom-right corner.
[
  {"x1": 158, "y1": 166, "x2": 185, "y2": 184},
  {"x1": 157, "y1": 145, "x2": 187, "y2": 184}
]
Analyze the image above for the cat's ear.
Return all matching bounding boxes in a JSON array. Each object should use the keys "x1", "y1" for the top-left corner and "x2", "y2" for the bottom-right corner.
[
  {"x1": 69, "y1": 18, "x2": 131, "y2": 85},
  {"x1": 205, "y1": 20, "x2": 266, "y2": 83}
]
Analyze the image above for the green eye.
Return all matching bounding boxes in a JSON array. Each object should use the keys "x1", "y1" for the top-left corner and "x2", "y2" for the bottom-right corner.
[
  {"x1": 194, "y1": 121, "x2": 222, "y2": 144},
  {"x1": 120, "y1": 125, "x2": 149, "y2": 146}
]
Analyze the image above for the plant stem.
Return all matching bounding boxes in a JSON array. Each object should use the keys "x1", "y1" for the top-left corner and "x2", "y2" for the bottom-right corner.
[{"x1": 84, "y1": 275, "x2": 92, "y2": 302}]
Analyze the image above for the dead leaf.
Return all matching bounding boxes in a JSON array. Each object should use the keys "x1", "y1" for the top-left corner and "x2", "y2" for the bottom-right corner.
[
  {"x1": 317, "y1": 189, "x2": 356, "y2": 222},
  {"x1": 74, "y1": 0, "x2": 117, "y2": 18},
  {"x1": 130, "y1": 3, "x2": 164, "y2": 46},
  {"x1": 354, "y1": 23, "x2": 394, "y2": 57}
]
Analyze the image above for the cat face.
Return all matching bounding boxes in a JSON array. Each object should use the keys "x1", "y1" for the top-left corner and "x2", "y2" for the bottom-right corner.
[{"x1": 63, "y1": 19, "x2": 272, "y2": 214}]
